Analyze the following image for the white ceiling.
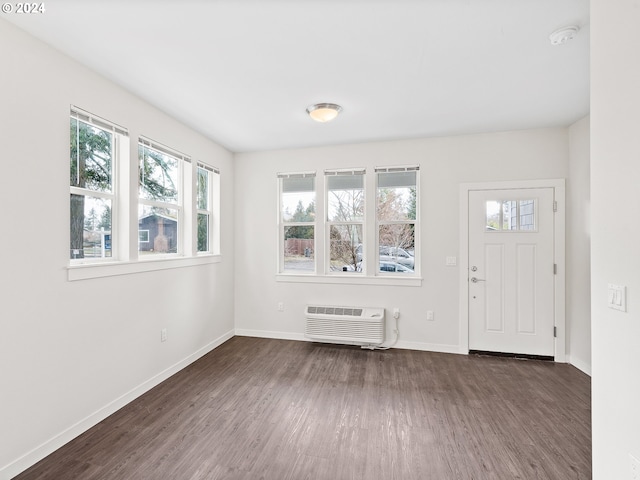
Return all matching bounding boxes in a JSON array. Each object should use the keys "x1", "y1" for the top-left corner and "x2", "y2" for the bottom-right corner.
[{"x1": 6, "y1": 0, "x2": 590, "y2": 153}]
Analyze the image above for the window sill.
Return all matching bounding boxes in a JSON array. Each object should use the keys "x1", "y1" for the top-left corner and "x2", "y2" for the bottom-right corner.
[
  {"x1": 68, "y1": 254, "x2": 222, "y2": 281},
  {"x1": 276, "y1": 273, "x2": 422, "y2": 287}
]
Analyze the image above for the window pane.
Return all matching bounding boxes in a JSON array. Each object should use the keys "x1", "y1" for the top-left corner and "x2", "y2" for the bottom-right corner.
[
  {"x1": 138, "y1": 145, "x2": 179, "y2": 203},
  {"x1": 486, "y1": 199, "x2": 536, "y2": 231},
  {"x1": 283, "y1": 226, "x2": 314, "y2": 272},
  {"x1": 378, "y1": 224, "x2": 415, "y2": 272},
  {"x1": 519, "y1": 200, "x2": 536, "y2": 230},
  {"x1": 70, "y1": 195, "x2": 112, "y2": 259},
  {"x1": 377, "y1": 184, "x2": 416, "y2": 221},
  {"x1": 138, "y1": 205, "x2": 179, "y2": 254},
  {"x1": 327, "y1": 175, "x2": 364, "y2": 222},
  {"x1": 197, "y1": 213, "x2": 209, "y2": 252},
  {"x1": 503, "y1": 200, "x2": 517, "y2": 230},
  {"x1": 197, "y1": 167, "x2": 209, "y2": 210},
  {"x1": 282, "y1": 191, "x2": 315, "y2": 223},
  {"x1": 329, "y1": 224, "x2": 363, "y2": 272},
  {"x1": 70, "y1": 118, "x2": 112, "y2": 193},
  {"x1": 486, "y1": 200, "x2": 501, "y2": 230}
]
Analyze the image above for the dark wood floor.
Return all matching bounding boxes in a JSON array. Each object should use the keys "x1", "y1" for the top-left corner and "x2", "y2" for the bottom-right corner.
[{"x1": 14, "y1": 337, "x2": 591, "y2": 480}]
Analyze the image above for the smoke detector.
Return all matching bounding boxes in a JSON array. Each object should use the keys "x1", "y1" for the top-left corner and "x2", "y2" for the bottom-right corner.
[{"x1": 549, "y1": 25, "x2": 580, "y2": 45}]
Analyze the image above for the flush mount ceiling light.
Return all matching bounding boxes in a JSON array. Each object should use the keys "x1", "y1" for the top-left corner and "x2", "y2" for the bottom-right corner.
[
  {"x1": 306, "y1": 103, "x2": 342, "y2": 123},
  {"x1": 549, "y1": 25, "x2": 580, "y2": 45}
]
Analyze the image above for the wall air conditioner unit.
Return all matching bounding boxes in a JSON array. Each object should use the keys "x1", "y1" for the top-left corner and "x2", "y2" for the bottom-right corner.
[{"x1": 305, "y1": 305, "x2": 385, "y2": 346}]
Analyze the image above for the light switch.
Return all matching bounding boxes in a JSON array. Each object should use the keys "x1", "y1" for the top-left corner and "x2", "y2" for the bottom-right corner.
[
  {"x1": 607, "y1": 284, "x2": 626, "y2": 312},
  {"x1": 446, "y1": 256, "x2": 457, "y2": 266}
]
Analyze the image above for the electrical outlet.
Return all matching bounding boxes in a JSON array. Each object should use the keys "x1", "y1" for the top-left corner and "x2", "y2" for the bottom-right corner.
[
  {"x1": 277, "y1": 302, "x2": 284, "y2": 312},
  {"x1": 630, "y1": 453, "x2": 640, "y2": 480},
  {"x1": 393, "y1": 307, "x2": 400, "y2": 319},
  {"x1": 161, "y1": 328, "x2": 167, "y2": 342},
  {"x1": 427, "y1": 310, "x2": 434, "y2": 321}
]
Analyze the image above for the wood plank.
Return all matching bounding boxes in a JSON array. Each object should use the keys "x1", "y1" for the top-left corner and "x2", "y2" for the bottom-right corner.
[{"x1": 13, "y1": 337, "x2": 591, "y2": 479}]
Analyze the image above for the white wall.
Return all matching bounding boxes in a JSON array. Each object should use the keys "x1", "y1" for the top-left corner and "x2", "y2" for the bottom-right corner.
[
  {"x1": 567, "y1": 116, "x2": 591, "y2": 374},
  {"x1": 0, "y1": 12, "x2": 596, "y2": 479},
  {"x1": 234, "y1": 128, "x2": 576, "y2": 353},
  {"x1": 591, "y1": 1, "x2": 640, "y2": 477},
  {"x1": 0, "y1": 20, "x2": 235, "y2": 478}
]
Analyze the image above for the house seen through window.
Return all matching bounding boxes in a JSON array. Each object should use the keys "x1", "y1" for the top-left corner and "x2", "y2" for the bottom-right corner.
[
  {"x1": 138, "y1": 138, "x2": 187, "y2": 256},
  {"x1": 69, "y1": 107, "x2": 221, "y2": 269}
]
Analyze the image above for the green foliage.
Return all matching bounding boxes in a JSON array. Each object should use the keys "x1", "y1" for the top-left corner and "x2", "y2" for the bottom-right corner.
[
  {"x1": 407, "y1": 187, "x2": 417, "y2": 221},
  {"x1": 197, "y1": 213, "x2": 209, "y2": 252},
  {"x1": 293, "y1": 200, "x2": 315, "y2": 222},
  {"x1": 99, "y1": 206, "x2": 111, "y2": 230},
  {"x1": 285, "y1": 200, "x2": 315, "y2": 239},
  {"x1": 285, "y1": 225, "x2": 314, "y2": 240},
  {"x1": 70, "y1": 119, "x2": 183, "y2": 259},
  {"x1": 70, "y1": 119, "x2": 113, "y2": 257},
  {"x1": 196, "y1": 168, "x2": 209, "y2": 210},
  {"x1": 70, "y1": 118, "x2": 112, "y2": 190},
  {"x1": 138, "y1": 146, "x2": 178, "y2": 202},
  {"x1": 84, "y1": 207, "x2": 98, "y2": 231}
]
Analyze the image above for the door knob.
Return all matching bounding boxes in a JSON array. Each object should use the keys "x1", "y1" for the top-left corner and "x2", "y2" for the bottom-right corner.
[
  {"x1": 471, "y1": 266, "x2": 478, "y2": 272},
  {"x1": 470, "y1": 277, "x2": 485, "y2": 283}
]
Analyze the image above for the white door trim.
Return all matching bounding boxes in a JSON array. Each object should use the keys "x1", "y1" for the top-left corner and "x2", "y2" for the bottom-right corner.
[{"x1": 458, "y1": 179, "x2": 566, "y2": 362}]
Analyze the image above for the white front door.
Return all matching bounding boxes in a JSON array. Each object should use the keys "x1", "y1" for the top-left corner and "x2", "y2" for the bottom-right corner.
[{"x1": 468, "y1": 188, "x2": 555, "y2": 357}]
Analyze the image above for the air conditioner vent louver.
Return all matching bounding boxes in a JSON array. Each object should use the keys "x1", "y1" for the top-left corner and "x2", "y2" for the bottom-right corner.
[
  {"x1": 307, "y1": 306, "x2": 363, "y2": 317},
  {"x1": 305, "y1": 305, "x2": 384, "y2": 346}
]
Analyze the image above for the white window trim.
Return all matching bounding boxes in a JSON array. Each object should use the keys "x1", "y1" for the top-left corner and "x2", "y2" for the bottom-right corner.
[
  {"x1": 325, "y1": 169, "x2": 365, "y2": 275},
  {"x1": 374, "y1": 165, "x2": 420, "y2": 277},
  {"x1": 278, "y1": 171, "x2": 317, "y2": 274},
  {"x1": 276, "y1": 166, "x2": 422, "y2": 286},
  {"x1": 276, "y1": 272, "x2": 421, "y2": 287},
  {"x1": 68, "y1": 255, "x2": 222, "y2": 281},
  {"x1": 137, "y1": 138, "x2": 189, "y2": 258},
  {"x1": 70, "y1": 107, "x2": 129, "y2": 265},
  {"x1": 68, "y1": 108, "x2": 224, "y2": 280},
  {"x1": 196, "y1": 163, "x2": 219, "y2": 255}
]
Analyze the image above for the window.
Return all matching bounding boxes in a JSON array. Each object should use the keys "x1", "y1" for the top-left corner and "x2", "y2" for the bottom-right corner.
[
  {"x1": 279, "y1": 172, "x2": 316, "y2": 272},
  {"x1": 326, "y1": 169, "x2": 365, "y2": 273},
  {"x1": 139, "y1": 230, "x2": 150, "y2": 243},
  {"x1": 277, "y1": 166, "x2": 420, "y2": 282},
  {"x1": 196, "y1": 163, "x2": 219, "y2": 253},
  {"x1": 138, "y1": 137, "x2": 189, "y2": 256},
  {"x1": 376, "y1": 167, "x2": 418, "y2": 274},
  {"x1": 68, "y1": 108, "x2": 222, "y2": 280},
  {"x1": 70, "y1": 108, "x2": 127, "y2": 261},
  {"x1": 486, "y1": 199, "x2": 537, "y2": 231}
]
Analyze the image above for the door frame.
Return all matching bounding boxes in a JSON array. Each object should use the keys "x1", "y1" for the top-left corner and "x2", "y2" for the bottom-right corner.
[{"x1": 458, "y1": 179, "x2": 566, "y2": 362}]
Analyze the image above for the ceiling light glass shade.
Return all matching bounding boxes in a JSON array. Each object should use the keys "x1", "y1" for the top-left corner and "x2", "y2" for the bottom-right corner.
[{"x1": 306, "y1": 103, "x2": 342, "y2": 123}]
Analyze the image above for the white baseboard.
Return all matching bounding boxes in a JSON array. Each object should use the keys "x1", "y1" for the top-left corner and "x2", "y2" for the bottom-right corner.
[
  {"x1": 235, "y1": 328, "x2": 306, "y2": 342},
  {"x1": 567, "y1": 355, "x2": 592, "y2": 376},
  {"x1": 235, "y1": 328, "x2": 462, "y2": 355},
  {"x1": 3, "y1": 329, "x2": 466, "y2": 479},
  {"x1": 1, "y1": 329, "x2": 234, "y2": 480}
]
